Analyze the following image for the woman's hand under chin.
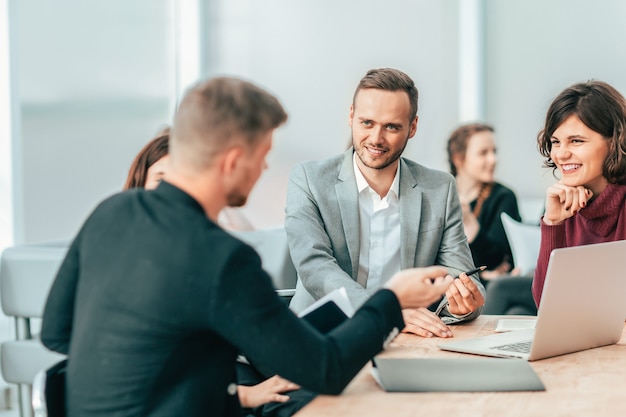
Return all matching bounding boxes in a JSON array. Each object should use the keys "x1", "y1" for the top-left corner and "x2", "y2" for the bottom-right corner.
[{"x1": 543, "y1": 182, "x2": 593, "y2": 225}]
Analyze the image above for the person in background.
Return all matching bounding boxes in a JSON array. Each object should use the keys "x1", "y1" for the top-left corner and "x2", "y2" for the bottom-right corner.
[
  {"x1": 286, "y1": 68, "x2": 485, "y2": 339},
  {"x1": 447, "y1": 123, "x2": 536, "y2": 315},
  {"x1": 124, "y1": 129, "x2": 300, "y2": 415},
  {"x1": 446, "y1": 123, "x2": 522, "y2": 285},
  {"x1": 532, "y1": 80, "x2": 626, "y2": 306},
  {"x1": 124, "y1": 130, "x2": 170, "y2": 190},
  {"x1": 124, "y1": 128, "x2": 255, "y2": 231},
  {"x1": 41, "y1": 76, "x2": 455, "y2": 417}
]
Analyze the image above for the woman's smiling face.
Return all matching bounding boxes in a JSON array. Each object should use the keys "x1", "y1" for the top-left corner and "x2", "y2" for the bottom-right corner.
[{"x1": 550, "y1": 114, "x2": 610, "y2": 196}]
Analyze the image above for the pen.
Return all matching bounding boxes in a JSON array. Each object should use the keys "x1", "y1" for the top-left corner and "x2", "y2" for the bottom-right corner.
[
  {"x1": 433, "y1": 266, "x2": 487, "y2": 317},
  {"x1": 456, "y1": 265, "x2": 486, "y2": 278}
]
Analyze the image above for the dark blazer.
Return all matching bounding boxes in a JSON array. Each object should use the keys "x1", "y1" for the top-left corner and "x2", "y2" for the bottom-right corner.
[
  {"x1": 286, "y1": 149, "x2": 483, "y2": 319},
  {"x1": 470, "y1": 182, "x2": 521, "y2": 271},
  {"x1": 41, "y1": 182, "x2": 403, "y2": 417}
]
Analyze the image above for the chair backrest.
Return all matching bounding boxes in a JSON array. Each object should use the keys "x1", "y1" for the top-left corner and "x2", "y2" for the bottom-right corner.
[
  {"x1": 500, "y1": 212, "x2": 541, "y2": 276},
  {"x1": 518, "y1": 197, "x2": 544, "y2": 225},
  {"x1": 229, "y1": 227, "x2": 297, "y2": 297},
  {"x1": 32, "y1": 359, "x2": 67, "y2": 417},
  {"x1": 1, "y1": 241, "x2": 69, "y2": 319},
  {"x1": 0, "y1": 241, "x2": 69, "y2": 417}
]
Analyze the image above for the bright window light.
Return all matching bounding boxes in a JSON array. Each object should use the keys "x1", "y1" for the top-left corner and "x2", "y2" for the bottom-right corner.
[
  {"x1": 0, "y1": 0, "x2": 15, "y2": 250},
  {"x1": 174, "y1": 0, "x2": 201, "y2": 104},
  {"x1": 458, "y1": 0, "x2": 485, "y2": 122}
]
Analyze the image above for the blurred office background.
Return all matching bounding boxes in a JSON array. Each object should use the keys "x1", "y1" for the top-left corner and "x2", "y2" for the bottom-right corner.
[
  {"x1": 2, "y1": 0, "x2": 626, "y2": 246},
  {"x1": 1, "y1": 0, "x2": 625, "y2": 402}
]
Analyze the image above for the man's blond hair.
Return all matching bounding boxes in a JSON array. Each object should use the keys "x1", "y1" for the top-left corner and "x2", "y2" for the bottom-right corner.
[{"x1": 171, "y1": 77, "x2": 288, "y2": 171}]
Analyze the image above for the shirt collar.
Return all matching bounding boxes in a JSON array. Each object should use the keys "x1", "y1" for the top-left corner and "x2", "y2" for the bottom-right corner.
[{"x1": 352, "y1": 152, "x2": 400, "y2": 199}]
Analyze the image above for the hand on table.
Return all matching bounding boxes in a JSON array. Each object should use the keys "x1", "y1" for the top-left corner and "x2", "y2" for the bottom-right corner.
[
  {"x1": 238, "y1": 375, "x2": 300, "y2": 408},
  {"x1": 401, "y1": 307, "x2": 453, "y2": 338}
]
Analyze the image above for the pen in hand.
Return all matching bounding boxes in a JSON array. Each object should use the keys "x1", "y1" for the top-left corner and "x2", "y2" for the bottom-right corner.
[
  {"x1": 433, "y1": 266, "x2": 487, "y2": 318},
  {"x1": 456, "y1": 265, "x2": 486, "y2": 278}
]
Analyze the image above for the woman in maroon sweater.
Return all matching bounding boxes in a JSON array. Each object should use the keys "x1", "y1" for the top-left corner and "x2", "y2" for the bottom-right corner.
[{"x1": 532, "y1": 80, "x2": 626, "y2": 306}]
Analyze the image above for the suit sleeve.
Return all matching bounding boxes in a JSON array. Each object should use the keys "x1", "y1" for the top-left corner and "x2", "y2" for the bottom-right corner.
[
  {"x1": 285, "y1": 163, "x2": 371, "y2": 308},
  {"x1": 435, "y1": 178, "x2": 486, "y2": 322},
  {"x1": 41, "y1": 234, "x2": 82, "y2": 354},
  {"x1": 209, "y1": 244, "x2": 404, "y2": 394}
]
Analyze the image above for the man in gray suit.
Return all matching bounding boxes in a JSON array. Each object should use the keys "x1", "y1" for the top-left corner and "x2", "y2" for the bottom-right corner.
[{"x1": 286, "y1": 68, "x2": 485, "y2": 338}]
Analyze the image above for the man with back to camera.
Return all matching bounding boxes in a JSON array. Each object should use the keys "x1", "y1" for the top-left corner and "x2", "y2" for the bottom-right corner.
[
  {"x1": 286, "y1": 68, "x2": 485, "y2": 338},
  {"x1": 40, "y1": 76, "x2": 456, "y2": 417}
]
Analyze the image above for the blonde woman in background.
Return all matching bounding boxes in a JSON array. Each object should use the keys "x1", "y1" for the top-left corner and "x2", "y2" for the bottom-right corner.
[
  {"x1": 447, "y1": 123, "x2": 522, "y2": 285},
  {"x1": 448, "y1": 123, "x2": 538, "y2": 316}
]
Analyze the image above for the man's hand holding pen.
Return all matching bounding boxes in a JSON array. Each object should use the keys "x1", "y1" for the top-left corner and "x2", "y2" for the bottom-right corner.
[
  {"x1": 397, "y1": 266, "x2": 485, "y2": 338},
  {"x1": 446, "y1": 266, "x2": 486, "y2": 317}
]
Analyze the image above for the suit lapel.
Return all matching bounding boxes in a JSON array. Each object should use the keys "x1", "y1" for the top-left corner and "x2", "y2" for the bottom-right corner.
[
  {"x1": 399, "y1": 158, "x2": 422, "y2": 269},
  {"x1": 336, "y1": 150, "x2": 363, "y2": 285}
]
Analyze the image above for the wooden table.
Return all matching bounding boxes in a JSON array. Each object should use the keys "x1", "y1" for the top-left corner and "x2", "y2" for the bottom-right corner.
[{"x1": 295, "y1": 315, "x2": 626, "y2": 416}]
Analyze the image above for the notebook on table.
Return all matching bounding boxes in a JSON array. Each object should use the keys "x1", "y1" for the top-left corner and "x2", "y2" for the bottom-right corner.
[{"x1": 439, "y1": 240, "x2": 626, "y2": 361}]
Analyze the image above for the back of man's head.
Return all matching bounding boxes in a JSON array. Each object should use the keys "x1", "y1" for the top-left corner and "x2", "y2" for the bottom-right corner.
[
  {"x1": 353, "y1": 68, "x2": 419, "y2": 121},
  {"x1": 171, "y1": 77, "x2": 288, "y2": 172}
]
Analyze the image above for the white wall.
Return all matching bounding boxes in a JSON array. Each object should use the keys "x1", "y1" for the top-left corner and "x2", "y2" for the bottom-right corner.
[
  {"x1": 203, "y1": 0, "x2": 462, "y2": 227},
  {"x1": 485, "y1": 0, "x2": 626, "y2": 201},
  {"x1": 13, "y1": 0, "x2": 175, "y2": 243},
  {"x1": 7, "y1": 0, "x2": 626, "y2": 240},
  {"x1": 201, "y1": 0, "x2": 626, "y2": 228}
]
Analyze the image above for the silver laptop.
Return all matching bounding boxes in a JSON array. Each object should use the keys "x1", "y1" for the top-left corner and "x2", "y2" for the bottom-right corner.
[{"x1": 439, "y1": 240, "x2": 626, "y2": 361}]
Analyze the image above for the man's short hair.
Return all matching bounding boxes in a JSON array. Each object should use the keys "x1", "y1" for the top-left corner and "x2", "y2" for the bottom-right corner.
[
  {"x1": 352, "y1": 68, "x2": 419, "y2": 121},
  {"x1": 171, "y1": 77, "x2": 288, "y2": 171}
]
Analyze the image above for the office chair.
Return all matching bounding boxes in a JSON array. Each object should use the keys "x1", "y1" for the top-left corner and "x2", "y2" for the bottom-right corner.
[
  {"x1": 1, "y1": 242, "x2": 68, "y2": 417},
  {"x1": 481, "y1": 214, "x2": 540, "y2": 316},
  {"x1": 32, "y1": 359, "x2": 67, "y2": 417},
  {"x1": 500, "y1": 212, "x2": 541, "y2": 276}
]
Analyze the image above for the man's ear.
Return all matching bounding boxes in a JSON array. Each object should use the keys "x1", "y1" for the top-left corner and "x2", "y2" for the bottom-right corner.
[
  {"x1": 349, "y1": 105, "x2": 355, "y2": 128},
  {"x1": 222, "y1": 146, "x2": 245, "y2": 175},
  {"x1": 408, "y1": 115, "x2": 418, "y2": 138}
]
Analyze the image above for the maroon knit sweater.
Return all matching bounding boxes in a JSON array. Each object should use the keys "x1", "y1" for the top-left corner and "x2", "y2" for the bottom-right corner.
[{"x1": 532, "y1": 182, "x2": 626, "y2": 306}]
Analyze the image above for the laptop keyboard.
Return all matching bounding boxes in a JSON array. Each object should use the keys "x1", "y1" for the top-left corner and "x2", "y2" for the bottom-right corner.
[{"x1": 491, "y1": 340, "x2": 532, "y2": 353}]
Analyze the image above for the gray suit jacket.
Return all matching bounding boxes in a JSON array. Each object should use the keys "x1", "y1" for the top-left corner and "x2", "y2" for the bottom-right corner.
[{"x1": 286, "y1": 149, "x2": 484, "y2": 322}]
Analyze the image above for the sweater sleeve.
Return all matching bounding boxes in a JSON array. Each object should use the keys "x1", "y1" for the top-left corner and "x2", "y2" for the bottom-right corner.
[{"x1": 532, "y1": 219, "x2": 567, "y2": 307}]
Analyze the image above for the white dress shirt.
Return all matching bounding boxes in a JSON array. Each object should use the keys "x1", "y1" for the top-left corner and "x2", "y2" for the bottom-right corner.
[{"x1": 353, "y1": 153, "x2": 401, "y2": 294}]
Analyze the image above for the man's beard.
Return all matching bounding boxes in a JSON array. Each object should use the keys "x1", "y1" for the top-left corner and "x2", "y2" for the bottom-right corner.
[
  {"x1": 227, "y1": 191, "x2": 248, "y2": 207},
  {"x1": 353, "y1": 136, "x2": 408, "y2": 170}
]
